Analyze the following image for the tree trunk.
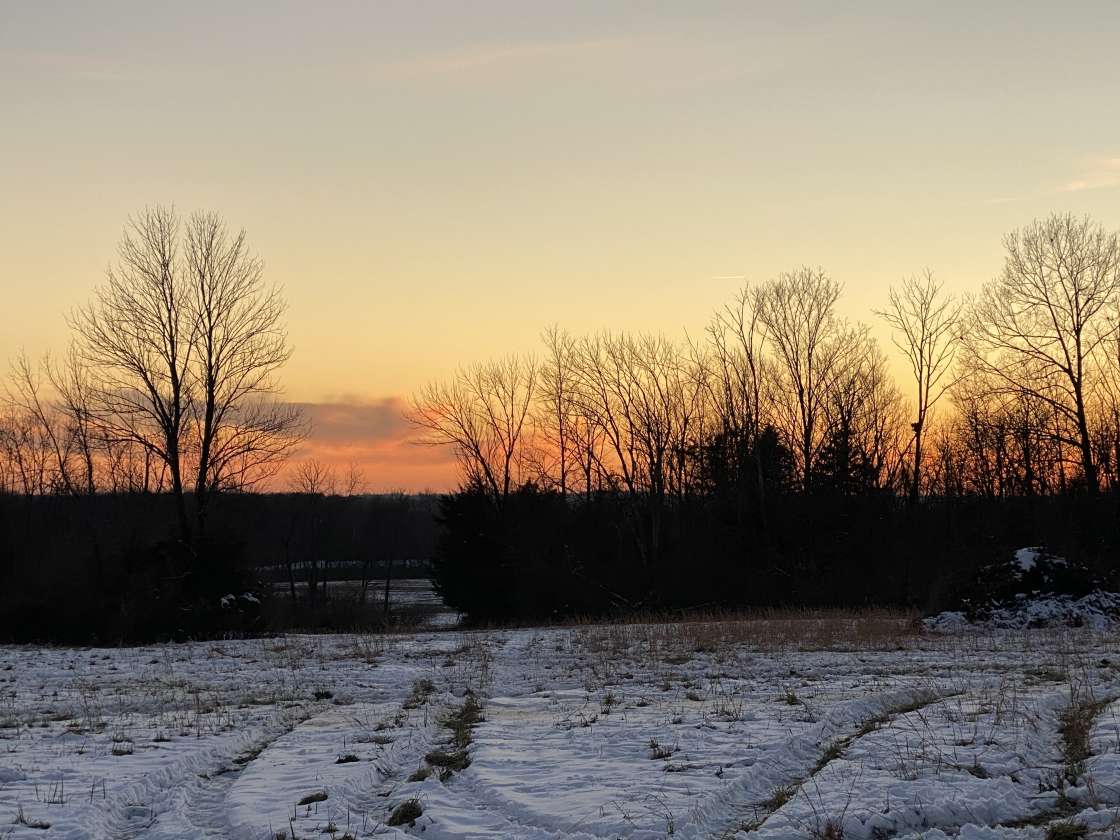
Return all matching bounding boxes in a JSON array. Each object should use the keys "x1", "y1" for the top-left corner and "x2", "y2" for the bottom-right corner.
[
  {"x1": 168, "y1": 439, "x2": 192, "y2": 545},
  {"x1": 1075, "y1": 394, "x2": 1099, "y2": 494},
  {"x1": 383, "y1": 556, "x2": 394, "y2": 617},
  {"x1": 909, "y1": 421, "x2": 923, "y2": 505}
]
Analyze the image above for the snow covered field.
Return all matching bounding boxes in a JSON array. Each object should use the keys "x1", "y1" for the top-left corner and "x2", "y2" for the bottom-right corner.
[{"x1": 3, "y1": 616, "x2": 1120, "y2": 839}]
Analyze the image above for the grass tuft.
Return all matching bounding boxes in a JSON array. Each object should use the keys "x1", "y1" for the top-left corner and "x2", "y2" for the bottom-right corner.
[
  {"x1": 424, "y1": 748, "x2": 471, "y2": 771},
  {"x1": 387, "y1": 798, "x2": 423, "y2": 827},
  {"x1": 763, "y1": 783, "x2": 798, "y2": 810},
  {"x1": 296, "y1": 790, "x2": 328, "y2": 806}
]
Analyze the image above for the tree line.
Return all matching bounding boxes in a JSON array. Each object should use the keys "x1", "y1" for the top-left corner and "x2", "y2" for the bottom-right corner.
[
  {"x1": 3, "y1": 208, "x2": 1119, "y2": 631},
  {"x1": 411, "y1": 213, "x2": 1120, "y2": 620}
]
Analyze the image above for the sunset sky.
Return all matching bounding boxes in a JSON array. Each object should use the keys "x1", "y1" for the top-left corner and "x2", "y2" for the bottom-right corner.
[{"x1": 3, "y1": 2, "x2": 1119, "y2": 490}]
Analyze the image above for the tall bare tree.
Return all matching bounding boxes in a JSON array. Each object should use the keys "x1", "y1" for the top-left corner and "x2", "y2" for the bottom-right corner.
[
  {"x1": 877, "y1": 271, "x2": 963, "y2": 502},
  {"x1": 705, "y1": 283, "x2": 771, "y2": 506},
  {"x1": 71, "y1": 206, "x2": 302, "y2": 542},
  {"x1": 757, "y1": 267, "x2": 848, "y2": 491},
  {"x1": 967, "y1": 213, "x2": 1120, "y2": 493},
  {"x1": 706, "y1": 284, "x2": 768, "y2": 449},
  {"x1": 539, "y1": 325, "x2": 578, "y2": 495}
]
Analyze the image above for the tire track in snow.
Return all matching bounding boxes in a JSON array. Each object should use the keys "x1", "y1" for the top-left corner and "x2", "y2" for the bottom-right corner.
[
  {"x1": 680, "y1": 685, "x2": 944, "y2": 840},
  {"x1": 726, "y1": 683, "x2": 1116, "y2": 840},
  {"x1": 95, "y1": 704, "x2": 316, "y2": 839}
]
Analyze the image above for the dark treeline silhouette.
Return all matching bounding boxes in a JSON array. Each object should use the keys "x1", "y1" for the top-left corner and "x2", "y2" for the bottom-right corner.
[
  {"x1": 0, "y1": 492, "x2": 438, "y2": 642},
  {"x1": 416, "y1": 214, "x2": 1120, "y2": 622}
]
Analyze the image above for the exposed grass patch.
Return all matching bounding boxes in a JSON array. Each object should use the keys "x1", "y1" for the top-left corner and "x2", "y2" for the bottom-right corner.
[
  {"x1": 387, "y1": 798, "x2": 422, "y2": 827},
  {"x1": 1058, "y1": 690, "x2": 1110, "y2": 783},
  {"x1": 562, "y1": 608, "x2": 919, "y2": 659},
  {"x1": 763, "y1": 783, "x2": 799, "y2": 810},
  {"x1": 424, "y1": 748, "x2": 471, "y2": 771},
  {"x1": 648, "y1": 738, "x2": 677, "y2": 760},
  {"x1": 813, "y1": 739, "x2": 845, "y2": 774},
  {"x1": 407, "y1": 766, "x2": 433, "y2": 782},
  {"x1": 811, "y1": 817, "x2": 845, "y2": 839},
  {"x1": 402, "y1": 678, "x2": 436, "y2": 710},
  {"x1": 444, "y1": 692, "x2": 483, "y2": 749},
  {"x1": 297, "y1": 790, "x2": 328, "y2": 806}
]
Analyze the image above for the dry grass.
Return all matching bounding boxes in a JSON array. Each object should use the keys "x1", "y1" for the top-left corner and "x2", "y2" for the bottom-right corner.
[
  {"x1": 444, "y1": 693, "x2": 483, "y2": 749},
  {"x1": 559, "y1": 608, "x2": 920, "y2": 662},
  {"x1": 424, "y1": 748, "x2": 470, "y2": 770},
  {"x1": 386, "y1": 798, "x2": 422, "y2": 827},
  {"x1": 402, "y1": 678, "x2": 436, "y2": 710},
  {"x1": 1058, "y1": 685, "x2": 1110, "y2": 783},
  {"x1": 762, "y1": 783, "x2": 799, "y2": 810}
]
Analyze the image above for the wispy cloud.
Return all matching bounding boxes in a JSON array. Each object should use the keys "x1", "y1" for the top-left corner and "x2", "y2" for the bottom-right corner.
[
  {"x1": 283, "y1": 396, "x2": 457, "y2": 492},
  {"x1": 292, "y1": 396, "x2": 412, "y2": 447},
  {"x1": 1060, "y1": 156, "x2": 1120, "y2": 192}
]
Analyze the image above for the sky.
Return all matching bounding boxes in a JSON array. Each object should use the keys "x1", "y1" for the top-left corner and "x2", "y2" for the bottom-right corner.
[{"x1": 2, "y1": 1, "x2": 1119, "y2": 490}]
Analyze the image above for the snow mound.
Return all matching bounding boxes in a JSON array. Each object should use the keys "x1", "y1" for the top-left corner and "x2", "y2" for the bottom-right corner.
[{"x1": 925, "y1": 591, "x2": 1120, "y2": 632}]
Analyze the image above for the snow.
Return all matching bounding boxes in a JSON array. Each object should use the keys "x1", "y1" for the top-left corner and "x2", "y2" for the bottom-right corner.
[
  {"x1": 3, "y1": 621, "x2": 1120, "y2": 838},
  {"x1": 1014, "y1": 546, "x2": 1041, "y2": 573},
  {"x1": 925, "y1": 591, "x2": 1120, "y2": 632},
  {"x1": 924, "y1": 545, "x2": 1118, "y2": 632},
  {"x1": 1011, "y1": 546, "x2": 1066, "y2": 577}
]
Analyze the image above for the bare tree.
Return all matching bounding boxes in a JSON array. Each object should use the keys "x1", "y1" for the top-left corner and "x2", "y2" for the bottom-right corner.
[
  {"x1": 341, "y1": 461, "x2": 367, "y2": 496},
  {"x1": 819, "y1": 330, "x2": 906, "y2": 493},
  {"x1": 705, "y1": 283, "x2": 771, "y2": 506},
  {"x1": 877, "y1": 271, "x2": 963, "y2": 502},
  {"x1": 409, "y1": 356, "x2": 538, "y2": 504},
  {"x1": 757, "y1": 267, "x2": 849, "y2": 491},
  {"x1": 538, "y1": 325, "x2": 578, "y2": 495},
  {"x1": 967, "y1": 213, "x2": 1120, "y2": 493},
  {"x1": 0, "y1": 403, "x2": 51, "y2": 495},
  {"x1": 290, "y1": 458, "x2": 337, "y2": 495},
  {"x1": 71, "y1": 206, "x2": 303, "y2": 542},
  {"x1": 5, "y1": 352, "x2": 77, "y2": 495},
  {"x1": 706, "y1": 284, "x2": 768, "y2": 447}
]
